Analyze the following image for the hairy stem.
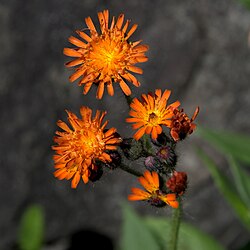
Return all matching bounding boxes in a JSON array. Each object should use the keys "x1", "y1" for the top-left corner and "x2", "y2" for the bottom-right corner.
[
  {"x1": 169, "y1": 198, "x2": 182, "y2": 250},
  {"x1": 119, "y1": 163, "x2": 142, "y2": 177}
]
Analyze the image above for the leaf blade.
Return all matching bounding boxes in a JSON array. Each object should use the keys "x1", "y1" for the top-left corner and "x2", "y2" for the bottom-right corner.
[
  {"x1": 120, "y1": 202, "x2": 161, "y2": 250},
  {"x1": 196, "y1": 147, "x2": 250, "y2": 231},
  {"x1": 228, "y1": 156, "x2": 250, "y2": 208},
  {"x1": 145, "y1": 217, "x2": 225, "y2": 250},
  {"x1": 197, "y1": 126, "x2": 250, "y2": 165},
  {"x1": 239, "y1": 0, "x2": 250, "y2": 10},
  {"x1": 18, "y1": 204, "x2": 45, "y2": 250}
]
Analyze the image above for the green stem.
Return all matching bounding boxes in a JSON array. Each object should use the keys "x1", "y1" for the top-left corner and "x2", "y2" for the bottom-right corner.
[
  {"x1": 119, "y1": 163, "x2": 142, "y2": 177},
  {"x1": 169, "y1": 198, "x2": 182, "y2": 250}
]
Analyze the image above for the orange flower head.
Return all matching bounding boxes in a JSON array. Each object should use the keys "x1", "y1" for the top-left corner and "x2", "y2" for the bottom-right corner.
[
  {"x1": 128, "y1": 170, "x2": 179, "y2": 208},
  {"x1": 52, "y1": 106, "x2": 122, "y2": 188},
  {"x1": 169, "y1": 106, "x2": 199, "y2": 141},
  {"x1": 126, "y1": 89, "x2": 180, "y2": 140},
  {"x1": 64, "y1": 9, "x2": 149, "y2": 99}
]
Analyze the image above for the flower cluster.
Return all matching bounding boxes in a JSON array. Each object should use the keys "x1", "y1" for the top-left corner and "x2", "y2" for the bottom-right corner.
[{"x1": 52, "y1": 10, "x2": 199, "y2": 210}]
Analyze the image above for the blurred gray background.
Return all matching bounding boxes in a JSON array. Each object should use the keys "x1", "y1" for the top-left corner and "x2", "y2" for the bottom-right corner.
[{"x1": 1, "y1": 0, "x2": 250, "y2": 249}]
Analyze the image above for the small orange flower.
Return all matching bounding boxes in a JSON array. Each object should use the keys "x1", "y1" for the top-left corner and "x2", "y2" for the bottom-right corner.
[
  {"x1": 126, "y1": 89, "x2": 180, "y2": 140},
  {"x1": 128, "y1": 170, "x2": 179, "y2": 208},
  {"x1": 64, "y1": 9, "x2": 148, "y2": 99},
  {"x1": 169, "y1": 107, "x2": 199, "y2": 141},
  {"x1": 52, "y1": 106, "x2": 122, "y2": 188}
]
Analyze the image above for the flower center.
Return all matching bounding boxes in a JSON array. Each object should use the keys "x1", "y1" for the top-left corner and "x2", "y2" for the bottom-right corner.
[
  {"x1": 73, "y1": 128, "x2": 105, "y2": 159},
  {"x1": 89, "y1": 33, "x2": 130, "y2": 72},
  {"x1": 159, "y1": 146, "x2": 170, "y2": 158},
  {"x1": 151, "y1": 190, "x2": 159, "y2": 200},
  {"x1": 147, "y1": 112, "x2": 161, "y2": 126}
]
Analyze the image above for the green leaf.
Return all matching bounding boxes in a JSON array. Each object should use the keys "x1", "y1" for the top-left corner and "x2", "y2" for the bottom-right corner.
[
  {"x1": 120, "y1": 203, "x2": 225, "y2": 250},
  {"x1": 145, "y1": 217, "x2": 225, "y2": 250},
  {"x1": 18, "y1": 204, "x2": 44, "y2": 250},
  {"x1": 197, "y1": 126, "x2": 250, "y2": 165},
  {"x1": 239, "y1": 0, "x2": 250, "y2": 9},
  {"x1": 196, "y1": 147, "x2": 250, "y2": 231},
  {"x1": 228, "y1": 156, "x2": 250, "y2": 208},
  {"x1": 120, "y1": 203, "x2": 161, "y2": 250}
]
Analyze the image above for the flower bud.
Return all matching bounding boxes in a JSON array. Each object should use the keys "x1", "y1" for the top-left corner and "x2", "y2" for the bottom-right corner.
[
  {"x1": 156, "y1": 146, "x2": 177, "y2": 168},
  {"x1": 105, "y1": 151, "x2": 121, "y2": 169},
  {"x1": 120, "y1": 138, "x2": 143, "y2": 160},
  {"x1": 89, "y1": 165, "x2": 103, "y2": 182},
  {"x1": 166, "y1": 171, "x2": 187, "y2": 195},
  {"x1": 169, "y1": 107, "x2": 199, "y2": 141},
  {"x1": 144, "y1": 156, "x2": 163, "y2": 172}
]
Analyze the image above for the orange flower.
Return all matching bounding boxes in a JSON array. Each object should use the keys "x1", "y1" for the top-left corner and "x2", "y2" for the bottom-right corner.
[
  {"x1": 126, "y1": 89, "x2": 180, "y2": 140},
  {"x1": 128, "y1": 170, "x2": 179, "y2": 208},
  {"x1": 169, "y1": 107, "x2": 199, "y2": 141},
  {"x1": 52, "y1": 106, "x2": 122, "y2": 188},
  {"x1": 64, "y1": 9, "x2": 148, "y2": 99}
]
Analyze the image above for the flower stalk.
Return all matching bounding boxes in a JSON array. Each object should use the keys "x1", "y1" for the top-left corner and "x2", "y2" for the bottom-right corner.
[
  {"x1": 119, "y1": 163, "x2": 142, "y2": 177},
  {"x1": 169, "y1": 198, "x2": 182, "y2": 250}
]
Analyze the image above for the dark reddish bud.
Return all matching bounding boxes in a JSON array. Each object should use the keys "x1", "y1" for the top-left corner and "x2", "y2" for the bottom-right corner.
[
  {"x1": 169, "y1": 107, "x2": 199, "y2": 141},
  {"x1": 166, "y1": 171, "x2": 188, "y2": 196},
  {"x1": 105, "y1": 151, "x2": 121, "y2": 169},
  {"x1": 89, "y1": 165, "x2": 103, "y2": 182}
]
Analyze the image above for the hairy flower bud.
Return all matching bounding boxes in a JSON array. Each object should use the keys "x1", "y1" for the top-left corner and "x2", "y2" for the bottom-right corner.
[
  {"x1": 144, "y1": 156, "x2": 163, "y2": 172},
  {"x1": 166, "y1": 171, "x2": 188, "y2": 195},
  {"x1": 104, "y1": 151, "x2": 121, "y2": 169},
  {"x1": 169, "y1": 107, "x2": 199, "y2": 141},
  {"x1": 156, "y1": 145, "x2": 177, "y2": 168},
  {"x1": 120, "y1": 138, "x2": 143, "y2": 160},
  {"x1": 89, "y1": 165, "x2": 103, "y2": 182}
]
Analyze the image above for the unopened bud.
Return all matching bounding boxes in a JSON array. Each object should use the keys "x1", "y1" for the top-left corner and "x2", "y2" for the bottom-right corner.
[
  {"x1": 89, "y1": 165, "x2": 103, "y2": 182},
  {"x1": 144, "y1": 156, "x2": 164, "y2": 173},
  {"x1": 120, "y1": 138, "x2": 143, "y2": 160},
  {"x1": 105, "y1": 151, "x2": 121, "y2": 169},
  {"x1": 166, "y1": 171, "x2": 188, "y2": 195}
]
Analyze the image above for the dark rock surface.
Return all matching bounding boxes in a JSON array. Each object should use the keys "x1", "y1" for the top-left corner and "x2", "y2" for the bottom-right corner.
[{"x1": 1, "y1": 0, "x2": 250, "y2": 249}]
